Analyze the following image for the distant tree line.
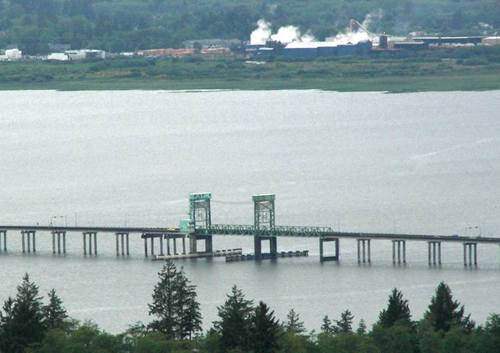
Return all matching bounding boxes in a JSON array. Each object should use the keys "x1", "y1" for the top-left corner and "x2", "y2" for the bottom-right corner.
[
  {"x1": 0, "y1": 0, "x2": 499, "y2": 54},
  {"x1": 0, "y1": 260, "x2": 499, "y2": 353}
]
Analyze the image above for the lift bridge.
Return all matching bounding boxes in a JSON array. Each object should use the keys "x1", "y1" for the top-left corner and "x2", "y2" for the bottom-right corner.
[{"x1": 1, "y1": 192, "x2": 499, "y2": 267}]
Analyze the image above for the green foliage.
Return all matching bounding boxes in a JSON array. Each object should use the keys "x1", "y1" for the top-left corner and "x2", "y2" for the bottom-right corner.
[
  {"x1": 424, "y1": 281, "x2": 474, "y2": 332},
  {"x1": 284, "y1": 308, "x2": 306, "y2": 335},
  {"x1": 0, "y1": 273, "x2": 46, "y2": 353},
  {"x1": 0, "y1": 0, "x2": 499, "y2": 54},
  {"x1": 251, "y1": 301, "x2": 281, "y2": 353},
  {"x1": 2, "y1": 274, "x2": 500, "y2": 353},
  {"x1": 321, "y1": 315, "x2": 334, "y2": 335},
  {"x1": 318, "y1": 332, "x2": 380, "y2": 353},
  {"x1": 357, "y1": 319, "x2": 367, "y2": 335},
  {"x1": 148, "y1": 261, "x2": 202, "y2": 340},
  {"x1": 213, "y1": 285, "x2": 254, "y2": 352},
  {"x1": 334, "y1": 310, "x2": 355, "y2": 334},
  {"x1": 277, "y1": 332, "x2": 312, "y2": 353},
  {"x1": 371, "y1": 323, "x2": 418, "y2": 353},
  {"x1": 33, "y1": 323, "x2": 129, "y2": 353},
  {"x1": 43, "y1": 288, "x2": 68, "y2": 330},
  {"x1": 378, "y1": 288, "x2": 412, "y2": 328}
]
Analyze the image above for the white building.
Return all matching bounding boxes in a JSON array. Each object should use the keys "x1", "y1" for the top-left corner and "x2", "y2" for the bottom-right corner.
[
  {"x1": 5, "y1": 48, "x2": 22, "y2": 61},
  {"x1": 483, "y1": 37, "x2": 500, "y2": 46},
  {"x1": 64, "y1": 49, "x2": 106, "y2": 60},
  {"x1": 47, "y1": 53, "x2": 70, "y2": 61}
]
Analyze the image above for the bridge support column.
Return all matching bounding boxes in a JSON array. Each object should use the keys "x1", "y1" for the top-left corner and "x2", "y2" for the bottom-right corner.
[
  {"x1": 357, "y1": 239, "x2": 371, "y2": 263},
  {"x1": 173, "y1": 237, "x2": 177, "y2": 255},
  {"x1": 189, "y1": 234, "x2": 213, "y2": 254},
  {"x1": 21, "y1": 231, "x2": 26, "y2": 253},
  {"x1": 392, "y1": 240, "x2": 406, "y2": 264},
  {"x1": 0, "y1": 230, "x2": 6, "y2": 252},
  {"x1": 427, "y1": 241, "x2": 441, "y2": 266},
  {"x1": 206, "y1": 235, "x2": 213, "y2": 254},
  {"x1": 143, "y1": 236, "x2": 148, "y2": 257},
  {"x1": 160, "y1": 235, "x2": 165, "y2": 256},
  {"x1": 52, "y1": 231, "x2": 66, "y2": 255},
  {"x1": 115, "y1": 233, "x2": 129, "y2": 257},
  {"x1": 189, "y1": 235, "x2": 197, "y2": 254},
  {"x1": 254, "y1": 236, "x2": 277, "y2": 260},
  {"x1": 83, "y1": 232, "x2": 97, "y2": 256},
  {"x1": 320, "y1": 236, "x2": 339, "y2": 262},
  {"x1": 463, "y1": 243, "x2": 477, "y2": 267},
  {"x1": 182, "y1": 236, "x2": 186, "y2": 255},
  {"x1": 22, "y1": 231, "x2": 36, "y2": 253}
]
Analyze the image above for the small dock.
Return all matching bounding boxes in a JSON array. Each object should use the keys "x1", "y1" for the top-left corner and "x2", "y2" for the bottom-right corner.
[
  {"x1": 153, "y1": 248, "x2": 243, "y2": 261},
  {"x1": 226, "y1": 250, "x2": 309, "y2": 262}
]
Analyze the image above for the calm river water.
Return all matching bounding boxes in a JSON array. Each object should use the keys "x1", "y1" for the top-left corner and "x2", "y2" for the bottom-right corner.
[{"x1": 0, "y1": 90, "x2": 499, "y2": 333}]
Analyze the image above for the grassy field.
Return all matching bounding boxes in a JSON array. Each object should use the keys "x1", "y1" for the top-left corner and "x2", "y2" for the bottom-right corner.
[{"x1": 1, "y1": 55, "x2": 499, "y2": 92}]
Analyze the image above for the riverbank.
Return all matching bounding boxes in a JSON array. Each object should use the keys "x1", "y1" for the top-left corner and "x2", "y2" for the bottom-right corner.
[{"x1": 1, "y1": 53, "x2": 500, "y2": 92}]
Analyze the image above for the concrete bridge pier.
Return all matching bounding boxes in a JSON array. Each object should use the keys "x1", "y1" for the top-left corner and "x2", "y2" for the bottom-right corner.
[
  {"x1": 319, "y1": 236, "x2": 339, "y2": 262},
  {"x1": 392, "y1": 240, "x2": 406, "y2": 265},
  {"x1": 21, "y1": 230, "x2": 36, "y2": 253},
  {"x1": 189, "y1": 234, "x2": 213, "y2": 254},
  {"x1": 115, "y1": 232, "x2": 129, "y2": 257},
  {"x1": 357, "y1": 238, "x2": 371, "y2": 263},
  {"x1": 254, "y1": 236, "x2": 277, "y2": 260},
  {"x1": 51, "y1": 231, "x2": 66, "y2": 255},
  {"x1": 463, "y1": 242, "x2": 478, "y2": 267},
  {"x1": 0, "y1": 230, "x2": 6, "y2": 252},
  {"x1": 427, "y1": 241, "x2": 441, "y2": 266},
  {"x1": 83, "y1": 232, "x2": 97, "y2": 256}
]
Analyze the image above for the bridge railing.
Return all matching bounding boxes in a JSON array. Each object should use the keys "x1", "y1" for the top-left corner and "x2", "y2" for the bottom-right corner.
[{"x1": 207, "y1": 224, "x2": 334, "y2": 237}]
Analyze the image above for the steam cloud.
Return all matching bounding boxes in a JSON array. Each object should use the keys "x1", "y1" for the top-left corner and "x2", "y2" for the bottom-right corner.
[
  {"x1": 250, "y1": 19, "x2": 315, "y2": 45},
  {"x1": 325, "y1": 10, "x2": 383, "y2": 46},
  {"x1": 250, "y1": 9, "x2": 383, "y2": 46}
]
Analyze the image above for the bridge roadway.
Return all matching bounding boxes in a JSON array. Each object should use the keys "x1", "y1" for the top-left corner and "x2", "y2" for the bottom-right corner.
[
  {"x1": 206, "y1": 224, "x2": 500, "y2": 244},
  {"x1": 1, "y1": 224, "x2": 498, "y2": 266},
  {"x1": 0, "y1": 225, "x2": 179, "y2": 233},
  {"x1": 1, "y1": 224, "x2": 498, "y2": 244}
]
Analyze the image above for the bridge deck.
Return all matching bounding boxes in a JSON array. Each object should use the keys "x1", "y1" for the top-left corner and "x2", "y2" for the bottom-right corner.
[
  {"x1": 1, "y1": 224, "x2": 499, "y2": 244},
  {"x1": 205, "y1": 224, "x2": 500, "y2": 244},
  {"x1": 0, "y1": 225, "x2": 180, "y2": 233}
]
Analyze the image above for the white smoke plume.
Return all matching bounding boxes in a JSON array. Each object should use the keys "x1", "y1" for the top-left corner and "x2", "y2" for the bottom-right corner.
[
  {"x1": 250, "y1": 19, "x2": 272, "y2": 45},
  {"x1": 362, "y1": 9, "x2": 384, "y2": 31},
  {"x1": 324, "y1": 10, "x2": 383, "y2": 46},
  {"x1": 250, "y1": 20, "x2": 315, "y2": 45}
]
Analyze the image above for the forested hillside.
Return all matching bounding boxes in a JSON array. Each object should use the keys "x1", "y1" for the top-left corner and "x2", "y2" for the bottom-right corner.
[{"x1": 0, "y1": 0, "x2": 499, "y2": 54}]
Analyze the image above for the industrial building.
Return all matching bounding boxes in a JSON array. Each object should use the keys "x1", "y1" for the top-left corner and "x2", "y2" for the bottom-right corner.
[
  {"x1": 0, "y1": 48, "x2": 22, "y2": 61},
  {"x1": 247, "y1": 40, "x2": 373, "y2": 60}
]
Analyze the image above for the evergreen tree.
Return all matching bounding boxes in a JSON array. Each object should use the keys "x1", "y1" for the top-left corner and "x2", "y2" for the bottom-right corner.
[
  {"x1": 213, "y1": 285, "x2": 254, "y2": 352},
  {"x1": 0, "y1": 274, "x2": 46, "y2": 353},
  {"x1": 148, "y1": 261, "x2": 202, "y2": 340},
  {"x1": 378, "y1": 288, "x2": 412, "y2": 328},
  {"x1": 43, "y1": 289, "x2": 68, "y2": 330},
  {"x1": 148, "y1": 261, "x2": 177, "y2": 338},
  {"x1": 425, "y1": 281, "x2": 473, "y2": 332},
  {"x1": 251, "y1": 301, "x2": 281, "y2": 353},
  {"x1": 175, "y1": 270, "x2": 202, "y2": 339},
  {"x1": 334, "y1": 309, "x2": 354, "y2": 333},
  {"x1": 284, "y1": 309, "x2": 306, "y2": 335},
  {"x1": 321, "y1": 315, "x2": 334, "y2": 334},
  {"x1": 357, "y1": 319, "x2": 367, "y2": 335}
]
